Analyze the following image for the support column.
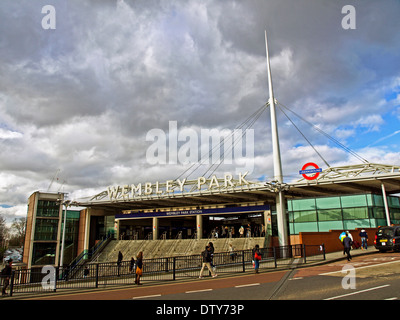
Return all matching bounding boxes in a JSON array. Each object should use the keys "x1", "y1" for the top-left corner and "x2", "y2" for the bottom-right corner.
[
  {"x1": 381, "y1": 183, "x2": 391, "y2": 226},
  {"x1": 276, "y1": 192, "x2": 288, "y2": 246},
  {"x1": 265, "y1": 30, "x2": 288, "y2": 247},
  {"x1": 153, "y1": 217, "x2": 159, "y2": 240},
  {"x1": 196, "y1": 215, "x2": 203, "y2": 240},
  {"x1": 83, "y1": 208, "x2": 91, "y2": 254}
]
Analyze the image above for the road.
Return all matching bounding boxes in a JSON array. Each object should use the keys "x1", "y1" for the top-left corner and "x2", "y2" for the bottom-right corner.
[{"x1": 26, "y1": 251, "x2": 400, "y2": 301}]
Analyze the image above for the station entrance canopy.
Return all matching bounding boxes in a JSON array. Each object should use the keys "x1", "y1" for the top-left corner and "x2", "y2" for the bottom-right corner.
[{"x1": 75, "y1": 163, "x2": 400, "y2": 213}]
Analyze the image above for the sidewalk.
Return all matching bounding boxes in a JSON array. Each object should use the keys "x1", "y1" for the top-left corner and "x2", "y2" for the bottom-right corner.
[{"x1": 307, "y1": 247, "x2": 379, "y2": 267}]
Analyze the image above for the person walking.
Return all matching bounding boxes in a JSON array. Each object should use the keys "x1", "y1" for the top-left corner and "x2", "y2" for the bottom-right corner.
[
  {"x1": 117, "y1": 251, "x2": 123, "y2": 276},
  {"x1": 343, "y1": 234, "x2": 353, "y2": 261},
  {"x1": 208, "y1": 241, "x2": 216, "y2": 272},
  {"x1": 199, "y1": 246, "x2": 217, "y2": 278},
  {"x1": 129, "y1": 256, "x2": 136, "y2": 273},
  {"x1": 135, "y1": 251, "x2": 143, "y2": 285},
  {"x1": 252, "y1": 245, "x2": 262, "y2": 274},
  {"x1": 359, "y1": 229, "x2": 368, "y2": 250},
  {"x1": 229, "y1": 244, "x2": 236, "y2": 261},
  {"x1": 239, "y1": 226, "x2": 244, "y2": 238},
  {"x1": 1, "y1": 259, "x2": 13, "y2": 296}
]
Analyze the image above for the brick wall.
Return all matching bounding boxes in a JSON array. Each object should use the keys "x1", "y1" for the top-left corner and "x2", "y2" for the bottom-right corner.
[{"x1": 292, "y1": 227, "x2": 380, "y2": 253}]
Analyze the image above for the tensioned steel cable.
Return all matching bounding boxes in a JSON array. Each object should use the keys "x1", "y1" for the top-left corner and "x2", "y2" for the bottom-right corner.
[
  {"x1": 277, "y1": 101, "x2": 369, "y2": 164},
  {"x1": 204, "y1": 104, "x2": 267, "y2": 178},
  {"x1": 174, "y1": 102, "x2": 269, "y2": 181},
  {"x1": 278, "y1": 104, "x2": 331, "y2": 168}
]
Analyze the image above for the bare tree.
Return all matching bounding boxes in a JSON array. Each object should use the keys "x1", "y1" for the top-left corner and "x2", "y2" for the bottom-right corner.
[{"x1": 10, "y1": 217, "x2": 26, "y2": 247}]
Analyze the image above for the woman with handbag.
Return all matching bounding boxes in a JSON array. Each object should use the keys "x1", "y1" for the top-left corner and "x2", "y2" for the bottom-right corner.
[
  {"x1": 252, "y1": 245, "x2": 262, "y2": 274},
  {"x1": 135, "y1": 251, "x2": 143, "y2": 285}
]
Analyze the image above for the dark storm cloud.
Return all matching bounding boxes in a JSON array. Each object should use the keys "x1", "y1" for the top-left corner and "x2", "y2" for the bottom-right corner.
[{"x1": 0, "y1": 0, "x2": 399, "y2": 220}]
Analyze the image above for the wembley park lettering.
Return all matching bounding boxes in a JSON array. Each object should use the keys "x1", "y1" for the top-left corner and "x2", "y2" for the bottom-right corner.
[{"x1": 107, "y1": 172, "x2": 250, "y2": 201}]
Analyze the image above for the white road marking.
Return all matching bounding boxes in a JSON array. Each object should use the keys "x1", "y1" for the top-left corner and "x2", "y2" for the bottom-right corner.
[
  {"x1": 185, "y1": 288, "x2": 213, "y2": 294},
  {"x1": 235, "y1": 283, "x2": 260, "y2": 288},
  {"x1": 132, "y1": 294, "x2": 162, "y2": 299},
  {"x1": 324, "y1": 284, "x2": 390, "y2": 300}
]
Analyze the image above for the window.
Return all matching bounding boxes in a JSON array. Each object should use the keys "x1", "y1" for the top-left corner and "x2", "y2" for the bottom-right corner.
[
  {"x1": 318, "y1": 209, "x2": 342, "y2": 221},
  {"x1": 342, "y1": 207, "x2": 368, "y2": 220},
  {"x1": 34, "y1": 219, "x2": 59, "y2": 241},
  {"x1": 341, "y1": 195, "x2": 367, "y2": 208},
  {"x1": 377, "y1": 227, "x2": 394, "y2": 237},
  {"x1": 373, "y1": 207, "x2": 385, "y2": 219},
  {"x1": 36, "y1": 200, "x2": 60, "y2": 217},
  {"x1": 291, "y1": 199, "x2": 316, "y2": 211},
  {"x1": 32, "y1": 243, "x2": 57, "y2": 265},
  {"x1": 316, "y1": 197, "x2": 341, "y2": 209},
  {"x1": 388, "y1": 196, "x2": 400, "y2": 208},
  {"x1": 292, "y1": 210, "x2": 317, "y2": 223}
]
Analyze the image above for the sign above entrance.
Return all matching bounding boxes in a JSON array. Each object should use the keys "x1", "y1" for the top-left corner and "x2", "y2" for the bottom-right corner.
[
  {"x1": 299, "y1": 163, "x2": 322, "y2": 180},
  {"x1": 107, "y1": 172, "x2": 257, "y2": 201},
  {"x1": 115, "y1": 204, "x2": 270, "y2": 219}
]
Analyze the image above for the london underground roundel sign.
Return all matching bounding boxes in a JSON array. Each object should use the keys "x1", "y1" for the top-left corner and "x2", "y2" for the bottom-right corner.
[{"x1": 299, "y1": 162, "x2": 322, "y2": 180}]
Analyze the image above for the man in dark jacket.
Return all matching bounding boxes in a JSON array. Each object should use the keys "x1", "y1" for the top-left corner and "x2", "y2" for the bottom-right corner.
[
  {"x1": 199, "y1": 246, "x2": 217, "y2": 278},
  {"x1": 1, "y1": 259, "x2": 13, "y2": 296},
  {"x1": 343, "y1": 235, "x2": 353, "y2": 261}
]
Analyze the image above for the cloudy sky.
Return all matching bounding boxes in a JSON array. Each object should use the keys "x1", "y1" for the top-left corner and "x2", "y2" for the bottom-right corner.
[{"x1": 1, "y1": 0, "x2": 400, "y2": 224}]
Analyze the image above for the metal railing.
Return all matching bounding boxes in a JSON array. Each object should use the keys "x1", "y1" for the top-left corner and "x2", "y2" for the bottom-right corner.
[{"x1": 5, "y1": 244, "x2": 325, "y2": 297}]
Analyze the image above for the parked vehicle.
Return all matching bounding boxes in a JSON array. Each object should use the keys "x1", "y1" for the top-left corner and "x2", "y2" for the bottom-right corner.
[{"x1": 374, "y1": 226, "x2": 400, "y2": 252}]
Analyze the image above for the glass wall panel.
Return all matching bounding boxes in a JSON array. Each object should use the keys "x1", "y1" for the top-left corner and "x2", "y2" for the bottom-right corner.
[
  {"x1": 32, "y1": 243, "x2": 57, "y2": 265},
  {"x1": 318, "y1": 221, "x2": 343, "y2": 232},
  {"x1": 291, "y1": 199, "x2": 316, "y2": 211},
  {"x1": 36, "y1": 200, "x2": 60, "y2": 217},
  {"x1": 373, "y1": 194, "x2": 384, "y2": 207},
  {"x1": 341, "y1": 195, "x2": 367, "y2": 208},
  {"x1": 366, "y1": 194, "x2": 374, "y2": 207},
  {"x1": 34, "y1": 218, "x2": 59, "y2": 241},
  {"x1": 372, "y1": 207, "x2": 385, "y2": 219},
  {"x1": 343, "y1": 219, "x2": 371, "y2": 230},
  {"x1": 316, "y1": 197, "x2": 341, "y2": 209},
  {"x1": 342, "y1": 207, "x2": 368, "y2": 220},
  {"x1": 390, "y1": 210, "x2": 400, "y2": 223},
  {"x1": 388, "y1": 196, "x2": 400, "y2": 208},
  {"x1": 293, "y1": 222, "x2": 318, "y2": 233},
  {"x1": 287, "y1": 200, "x2": 293, "y2": 212},
  {"x1": 293, "y1": 210, "x2": 317, "y2": 223},
  {"x1": 318, "y1": 209, "x2": 342, "y2": 221}
]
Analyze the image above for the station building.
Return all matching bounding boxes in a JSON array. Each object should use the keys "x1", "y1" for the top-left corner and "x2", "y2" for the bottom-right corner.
[{"x1": 22, "y1": 163, "x2": 400, "y2": 269}]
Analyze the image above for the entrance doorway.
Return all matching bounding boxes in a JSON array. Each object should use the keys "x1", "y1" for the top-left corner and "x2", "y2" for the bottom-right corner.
[{"x1": 203, "y1": 212, "x2": 265, "y2": 239}]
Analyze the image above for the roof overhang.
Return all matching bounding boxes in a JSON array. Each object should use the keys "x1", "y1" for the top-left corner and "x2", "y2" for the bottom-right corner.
[{"x1": 74, "y1": 163, "x2": 400, "y2": 212}]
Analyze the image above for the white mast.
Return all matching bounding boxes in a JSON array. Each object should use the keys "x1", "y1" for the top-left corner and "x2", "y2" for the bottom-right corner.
[{"x1": 265, "y1": 30, "x2": 288, "y2": 246}]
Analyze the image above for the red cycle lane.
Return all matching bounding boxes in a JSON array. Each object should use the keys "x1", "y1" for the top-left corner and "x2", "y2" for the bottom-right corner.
[{"x1": 25, "y1": 270, "x2": 287, "y2": 300}]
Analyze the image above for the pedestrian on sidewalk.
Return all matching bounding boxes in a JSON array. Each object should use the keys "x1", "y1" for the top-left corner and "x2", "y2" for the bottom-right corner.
[
  {"x1": 130, "y1": 256, "x2": 136, "y2": 273},
  {"x1": 252, "y1": 245, "x2": 262, "y2": 274},
  {"x1": 208, "y1": 241, "x2": 216, "y2": 273},
  {"x1": 117, "y1": 250, "x2": 123, "y2": 276},
  {"x1": 199, "y1": 246, "x2": 217, "y2": 279},
  {"x1": 135, "y1": 251, "x2": 143, "y2": 285},
  {"x1": 229, "y1": 244, "x2": 236, "y2": 261},
  {"x1": 359, "y1": 229, "x2": 368, "y2": 250},
  {"x1": 1, "y1": 259, "x2": 13, "y2": 296},
  {"x1": 343, "y1": 234, "x2": 353, "y2": 261}
]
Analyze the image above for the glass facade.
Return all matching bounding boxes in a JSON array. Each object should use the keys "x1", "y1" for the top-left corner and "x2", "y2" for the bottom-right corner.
[
  {"x1": 288, "y1": 194, "x2": 400, "y2": 234},
  {"x1": 31, "y1": 202, "x2": 81, "y2": 266},
  {"x1": 59, "y1": 210, "x2": 80, "y2": 265}
]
